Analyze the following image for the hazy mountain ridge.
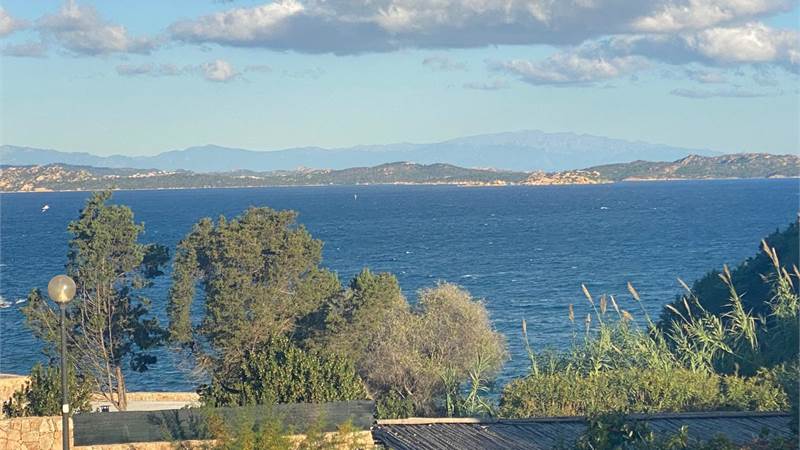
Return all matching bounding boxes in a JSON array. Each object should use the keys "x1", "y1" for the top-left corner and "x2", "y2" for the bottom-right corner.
[
  {"x1": 0, "y1": 130, "x2": 722, "y2": 172},
  {"x1": 1, "y1": 154, "x2": 795, "y2": 192}
]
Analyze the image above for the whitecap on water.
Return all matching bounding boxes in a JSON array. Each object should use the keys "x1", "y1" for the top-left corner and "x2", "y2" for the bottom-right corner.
[{"x1": 15, "y1": 298, "x2": 26, "y2": 304}]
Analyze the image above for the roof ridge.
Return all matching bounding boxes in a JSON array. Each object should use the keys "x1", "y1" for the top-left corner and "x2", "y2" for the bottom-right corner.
[{"x1": 375, "y1": 410, "x2": 790, "y2": 426}]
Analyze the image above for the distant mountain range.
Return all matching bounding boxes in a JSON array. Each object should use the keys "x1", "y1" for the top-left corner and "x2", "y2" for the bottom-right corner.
[
  {"x1": 1, "y1": 154, "x2": 796, "y2": 192},
  {"x1": 0, "y1": 130, "x2": 723, "y2": 172}
]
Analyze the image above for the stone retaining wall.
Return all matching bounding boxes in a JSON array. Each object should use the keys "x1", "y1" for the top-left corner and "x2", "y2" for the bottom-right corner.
[
  {"x1": 89, "y1": 392, "x2": 200, "y2": 403},
  {"x1": 0, "y1": 416, "x2": 71, "y2": 450}
]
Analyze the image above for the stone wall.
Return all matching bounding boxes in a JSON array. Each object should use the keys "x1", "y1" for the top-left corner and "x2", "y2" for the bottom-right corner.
[
  {"x1": 0, "y1": 416, "x2": 71, "y2": 450},
  {"x1": 0, "y1": 375, "x2": 28, "y2": 405}
]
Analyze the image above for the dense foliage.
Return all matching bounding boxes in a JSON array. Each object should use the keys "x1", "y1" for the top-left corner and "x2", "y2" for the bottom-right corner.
[
  {"x1": 200, "y1": 336, "x2": 366, "y2": 407},
  {"x1": 168, "y1": 207, "x2": 340, "y2": 377},
  {"x1": 501, "y1": 366, "x2": 787, "y2": 417},
  {"x1": 501, "y1": 237, "x2": 799, "y2": 419},
  {"x1": 2, "y1": 364, "x2": 92, "y2": 418},
  {"x1": 200, "y1": 411, "x2": 366, "y2": 450},
  {"x1": 311, "y1": 280, "x2": 507, "y2": 418},
  {"x1": 22, "y1": 191, "x2": 168, "y2": 410},
  {"x1": 166, "y1": 207, "x2": 507, "y2": 418},
  {"x1": 660, "y1": 220, "x2": 798, "y2": 321}
]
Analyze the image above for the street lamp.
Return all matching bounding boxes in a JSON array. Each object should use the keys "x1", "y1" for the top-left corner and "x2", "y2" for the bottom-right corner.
[{"x1": 48, "y1": 275, "x2": 76, "y2": 450}]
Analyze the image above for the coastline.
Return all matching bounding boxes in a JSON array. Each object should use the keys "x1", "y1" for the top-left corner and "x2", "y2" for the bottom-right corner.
[{"x1": 1, "y1": 175, "x2": 796, "y2": 194}]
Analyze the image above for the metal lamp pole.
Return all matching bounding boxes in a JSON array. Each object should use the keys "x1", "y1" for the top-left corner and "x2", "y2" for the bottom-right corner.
[{"x1": 48, "y1": 275, "x2": 77, "y2": 450}]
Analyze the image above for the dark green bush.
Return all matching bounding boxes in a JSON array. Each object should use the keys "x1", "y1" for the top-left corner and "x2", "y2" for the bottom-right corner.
[
  {"x1": 3, "y1": 363, "x2": 93, "y2": 418},
  {"x1": 660, "y1": 220, "x2": 798, "y2": 323},
  {"x1": 200, "y1": 335, "x2": 367, "y2": 407},
  {"x1": 375, "y1": 389, "x2": 416, "y2": 420}
]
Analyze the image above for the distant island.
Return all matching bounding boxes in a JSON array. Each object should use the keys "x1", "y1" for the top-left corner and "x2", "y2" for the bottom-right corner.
[{"x1": 0, "y1": 153, "x2": 797, "y2": 192}]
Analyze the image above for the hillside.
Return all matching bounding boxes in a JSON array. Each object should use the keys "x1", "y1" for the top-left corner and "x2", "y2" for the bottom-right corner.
[
  {"x1": 1, "y1": 153, "x2": 795, "y2": 192},
  {"x1": 0, "y1": 162, "x2": 527, "y2": 192},
  {"x1": 523, "y1": 153, "x2": 799, "y2": 184},
  {"x1": 0, "y1": 130, "x2": 719, "y2": 172}
]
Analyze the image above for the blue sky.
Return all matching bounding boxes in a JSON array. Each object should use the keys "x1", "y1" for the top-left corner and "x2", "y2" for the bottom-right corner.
[{"x1": 1, "y1": 0, "x2": 798, "y2": 156}]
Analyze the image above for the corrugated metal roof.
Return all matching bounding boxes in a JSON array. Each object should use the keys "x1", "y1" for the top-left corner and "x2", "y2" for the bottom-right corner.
[{"x1": 372, "y1": 411, "x2": 795, "y2": 450}]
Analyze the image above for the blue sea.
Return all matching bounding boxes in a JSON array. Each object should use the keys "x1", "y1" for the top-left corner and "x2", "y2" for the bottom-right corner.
[{"x1": 1, "y1": 179, "x2": 797, "y2": 391}]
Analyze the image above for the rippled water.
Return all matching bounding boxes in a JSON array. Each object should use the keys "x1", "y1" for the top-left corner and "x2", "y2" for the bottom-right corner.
[{"x1": 1, "y1": 179, "x2": 797, "y2": 390}]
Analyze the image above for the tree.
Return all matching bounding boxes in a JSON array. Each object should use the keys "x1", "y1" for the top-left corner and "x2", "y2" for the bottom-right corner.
[
  {"x1": 3, "y1": 364, "x2": 93, "y2": 418},
  {"x1": 351, "y1": 283, "x2": 507, "y2": 417},
  {"x1": 167, "y1": 207, "x2": 340, "y2": 378},
  {"x1": 23, "y1": 191, "x2": 168, "y2": 411},
  {"x1": 310, "y1": 269, "x2": 408, "y2": 367},
  {"x1": 200, "y1": 335, "x2": 367, "y2": 407}
]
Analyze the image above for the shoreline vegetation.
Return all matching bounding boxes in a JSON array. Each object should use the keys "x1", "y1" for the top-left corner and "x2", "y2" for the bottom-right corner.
[
  {"x1": 2, "y1": 191, "x2": 798, "y2": 448},
  {"x1": 1, "y1": 153, "x2": 797, "y2": 193}
]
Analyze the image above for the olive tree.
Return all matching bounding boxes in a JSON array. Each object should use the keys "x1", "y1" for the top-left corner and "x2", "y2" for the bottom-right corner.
[
  {"x1": 23, "y1": 191, "x2": 168, "y2": 411},
  {"x1": 319, "y1": 281, "x2": 507, "y2": 418}
]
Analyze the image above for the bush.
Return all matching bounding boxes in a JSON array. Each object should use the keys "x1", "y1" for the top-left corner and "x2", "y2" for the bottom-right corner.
[
  {"x1": 200, "y1": 335, "x2": 367, "y2": 407},
  {"x1": 361, "y1": 283, "x2": 507, "y2": 418},
  {"x1": 3, "y1": 363, "x2": 93, "y2": 418},
  {"x1": 199, "y1": 409, "x2": 365, "y2": 450},
  {"x1": 503, "y1": 234, "x2": 798, "y2": 420},
  {"x1": 500, "y1": 367, "x2": 788, "y2": 418},
  {"x1": 375, "y1": 389, "x2": 416, "y2": 420}
]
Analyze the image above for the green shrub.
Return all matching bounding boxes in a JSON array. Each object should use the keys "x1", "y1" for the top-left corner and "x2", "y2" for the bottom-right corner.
[
  {"x1": 721, "y1": 369, "x2": 789, "y2": 411},
  {"x1": 197, "y1": 409, "x2": 364, "y2": 450},
  {"x1": 375, "y1": 389, "x2": 416, "y2": 420},
  {"x1": 3, "y1": 363, "x2": 93, "y2": 418},
  {"x1": 500, "y1": 367, "x2": 788, "y2": 418},
  {"x1": 660, "y1": 220, "x2": 798, "y2": 322},
  {"x1": 200, "y1": 335, "x2": 367, "y2": 407}
]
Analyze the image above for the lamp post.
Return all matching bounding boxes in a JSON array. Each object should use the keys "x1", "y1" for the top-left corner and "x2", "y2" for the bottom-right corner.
[{"x1": 48, "y1": 275, "x2": 76, "y2": 450}]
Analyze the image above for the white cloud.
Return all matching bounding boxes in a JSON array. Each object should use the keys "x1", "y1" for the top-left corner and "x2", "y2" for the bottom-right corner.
[
  {"x1": 496, "y1": 52, "x2": 648, "y2": 85},
  {"x1": 0, "y1": 7, "x2": 26, "y2": 37},
  {"x1": 633, "y1": 0, "x2": 792, "y2": 32},
  {"x1": 670, "y1": 87, "x2": 774, "y2": 97},
  {"x1": 115, "y1": 60, "x2": 240, "y2": 82},
  {"x1": 116, "y1": 63, "x2": 182, "y2": 77},
  {"x1": 685, "y1": 68, "x2": 727, "y2": 83},
  {"x1": 2, "y1": 41, "x2": 47, "y2": 58},
  {"x1": 166, "y1": 0, "x2": 796, "y2": 55},
  {"x1": 422, "y1": 55, "x2": 467, "y2": 71},
  {"x1": 201, "y1": 59, "x2": 239, "y2": 82},
  {"x1": 686, "y1": 23, "x2": 799, "y2": 66},
  {"x1": 504, "y1": 21, "x2": 800, "y2": 84},
  {"x1": 38, "y1": 0, "x2": 157, "y2": 56},
  {"x1": 463, "y1": 79, "x2": 510, "y2": 90}
]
